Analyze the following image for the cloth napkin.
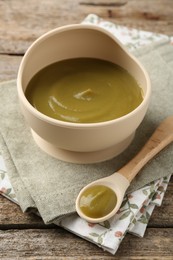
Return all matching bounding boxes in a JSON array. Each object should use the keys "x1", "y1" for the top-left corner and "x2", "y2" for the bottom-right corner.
[
  {"x1": 0, "y1": 14, "x2": 173, "y2": 254},
  {"x1": 0, "y1": 156, "x2": 171, "y2": 254}
]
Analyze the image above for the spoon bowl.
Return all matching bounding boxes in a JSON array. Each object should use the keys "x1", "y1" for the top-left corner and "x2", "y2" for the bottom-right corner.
[
  {"x1": 76, "y1": 172, "x2": 129, "y2": 223},
  {"x1": 76, "y1": 116, "x2": 173, "y2": 223}
]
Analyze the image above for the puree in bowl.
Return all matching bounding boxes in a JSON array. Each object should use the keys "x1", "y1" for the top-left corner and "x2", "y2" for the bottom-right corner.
[{"x1": 25, "y1": 58, "x2": 143, "y2": 123}]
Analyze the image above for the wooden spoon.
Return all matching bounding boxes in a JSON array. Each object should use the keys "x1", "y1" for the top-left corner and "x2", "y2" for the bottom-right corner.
[{"x1": 76, "y1": 116, "x2": 173, "y2": 223}]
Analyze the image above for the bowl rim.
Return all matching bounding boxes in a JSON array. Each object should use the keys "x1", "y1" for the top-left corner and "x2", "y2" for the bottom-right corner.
[{"x1": 17, "y1": 24, "x2": 151, "y2": 129}]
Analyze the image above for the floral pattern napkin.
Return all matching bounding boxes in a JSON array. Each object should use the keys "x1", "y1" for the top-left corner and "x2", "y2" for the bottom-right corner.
[{"x1": 0, "y1": 14, "x2": 172, "y2": 254}]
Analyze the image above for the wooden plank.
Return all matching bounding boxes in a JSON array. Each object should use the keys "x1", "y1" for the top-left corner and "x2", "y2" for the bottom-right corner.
[
  {"x1": 0, "y1": 196, "x2": 45, "y2": 228},
  {"x1": 0, "y1": 0, "x2": 173, "y2": 54},
  {"x1": 0, "y1": 228, "x2": 172, "y2": 259},
  {"x1": 0, "y1": 0, "x2": 82, "y2": 53}
]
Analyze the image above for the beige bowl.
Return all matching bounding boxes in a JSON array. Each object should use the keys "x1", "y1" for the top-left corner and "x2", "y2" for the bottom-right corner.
[{"x1": 17, "y1": 24, "x2": 151, "y2": 164}]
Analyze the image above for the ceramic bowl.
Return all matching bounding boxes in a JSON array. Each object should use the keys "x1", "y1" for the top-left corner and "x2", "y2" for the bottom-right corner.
[{"x1": 17, "y1": 24, "x2": 151, "y2": 164}]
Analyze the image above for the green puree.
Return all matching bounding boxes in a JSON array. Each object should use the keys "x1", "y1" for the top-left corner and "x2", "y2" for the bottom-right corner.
[
  {"x1": 25, "y1": 58, "x2": 143, "y2": 123},
  {"x1": 79, "y1": 185, "x2": 117, "y2": 219}
]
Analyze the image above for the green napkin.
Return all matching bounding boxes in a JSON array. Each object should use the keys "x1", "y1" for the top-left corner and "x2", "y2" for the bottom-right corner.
[{"x1": 0, "y1": 40, "x2": 173, "y2": 224}]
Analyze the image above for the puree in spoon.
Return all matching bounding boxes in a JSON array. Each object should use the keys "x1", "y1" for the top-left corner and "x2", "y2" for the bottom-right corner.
[
  {"x1": 25, "y1": 58, "x2": 143, "y2": 123},
  {"x1": 79, "y1": 185, "x2": 117, "y2": 219}
]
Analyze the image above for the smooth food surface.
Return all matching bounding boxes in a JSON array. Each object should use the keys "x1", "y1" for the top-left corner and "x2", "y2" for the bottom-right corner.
[{"x1": 25, "y1": 58, "x2": 143, "y2": 123}]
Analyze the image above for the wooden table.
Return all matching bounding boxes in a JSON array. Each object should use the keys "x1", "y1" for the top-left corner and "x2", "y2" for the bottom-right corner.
[{"x1": 0, "y1": 0, "x2": 173, "y2": 259}]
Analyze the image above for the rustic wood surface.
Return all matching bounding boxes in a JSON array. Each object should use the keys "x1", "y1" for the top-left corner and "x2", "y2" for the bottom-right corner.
[{"x1": 0, "y1": 0, "x2": 173, "y2": 259}]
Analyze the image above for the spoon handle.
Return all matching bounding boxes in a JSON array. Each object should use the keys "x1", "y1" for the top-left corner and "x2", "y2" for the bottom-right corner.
[{"x1": 118, "y1": 116, "x2": 173, "y2": 182}]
